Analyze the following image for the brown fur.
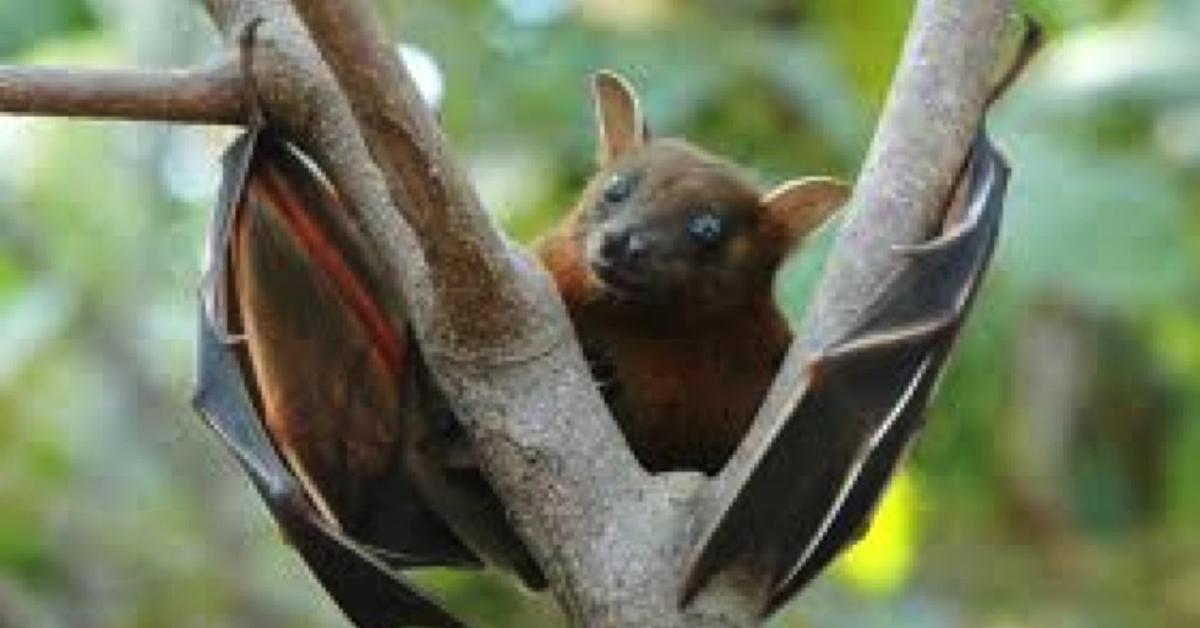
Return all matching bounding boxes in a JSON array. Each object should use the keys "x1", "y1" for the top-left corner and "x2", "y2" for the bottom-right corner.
[
  {"x1": 535, "y1": 72, "x2": 846, "y2": 474},
  {"x1": 536, "y1": 167, "x2": 794, "y2": 472},
  {"x1": 537, "y1": 159, "x2": 839, "y2": 471}
]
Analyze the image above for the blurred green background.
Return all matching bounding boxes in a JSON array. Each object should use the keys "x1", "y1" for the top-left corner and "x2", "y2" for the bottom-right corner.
[{"x1": 1, "y1": 0, "x2": 1198, "y2": 626}]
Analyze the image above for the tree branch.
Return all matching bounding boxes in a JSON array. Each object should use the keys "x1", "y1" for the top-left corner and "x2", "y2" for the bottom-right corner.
[
  {"x1": 276, "y1": 1, "x2": 732, "y2": 625},
  {"x1": 801, "y1": 0, "x2": 1013, "y2": 348},
  {"x1": 285, "y1": 0, "x2": 539, "y2": 354},
  {"x1": 0, "y1": 58, "x2": 245, "y2": 124},
  {"x1": 0, "y1": 0, "x2": 1017, "y2": 624},
  {"x1": 197, "y1": 2, "x2": 690, "y2": 625},
  {"x1": 704, "y1": 3, "x2": 1014, "y2": 601}
]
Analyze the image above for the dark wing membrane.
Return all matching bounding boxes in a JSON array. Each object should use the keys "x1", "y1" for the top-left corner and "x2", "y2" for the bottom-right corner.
[
  {"x1": 225, "y1": 133, "x2": 478, "y2": 567},
  {"x1": 682, "y1": 132, "x2": 1009, "y2": 616},
  {"x1": 226, "y1": 133, "x2": 545, "y2": 589},
  {"x1": 200, "y1": 130, "x2": 256, "y2": 343},
  {"x1": 194, "y1": 129, "x2": 475, "y2": 628},
  {"x1": 194, "y1": 312, "x2": 465, "y2": 628}
]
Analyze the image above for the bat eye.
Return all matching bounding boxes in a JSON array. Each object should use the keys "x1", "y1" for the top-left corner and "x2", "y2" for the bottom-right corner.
[
  {"x1": 687, "y1": 212, "x2": 725, "y2": 245},
  {"x1": 602, "y1": 173, "x2": 635, "y2": 205}
]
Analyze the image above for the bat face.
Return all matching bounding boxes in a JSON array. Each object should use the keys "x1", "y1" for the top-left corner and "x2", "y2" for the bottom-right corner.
[
  {"x1": 579, "y1": 138, "x2": 777, "y2": 310},
  {"x1": 578, "y1": 72, "x2": 847, "y2": 315}
]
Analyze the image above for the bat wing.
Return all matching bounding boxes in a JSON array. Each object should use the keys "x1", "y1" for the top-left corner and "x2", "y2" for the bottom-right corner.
[
  {"x1": 194, "y1": 308, "x2": 465, "y2": 628},
  {"x1": 215, "y1": 130, "x2": 477, "y2": 565},
  {"x1": 683, "y1": 131, "x2": 1009, "y2": 615},
  {"x1": 193, "y1": 129, "x2": 539, "y2": 627}
]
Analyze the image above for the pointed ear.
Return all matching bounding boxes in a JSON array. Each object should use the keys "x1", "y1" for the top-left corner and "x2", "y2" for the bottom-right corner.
[
  {"x1": 591, "y1": 70, "x2": 647, "y2": 165},
  {"x1": 761, "y1": 177, "x2": 851, "y2": 241}
]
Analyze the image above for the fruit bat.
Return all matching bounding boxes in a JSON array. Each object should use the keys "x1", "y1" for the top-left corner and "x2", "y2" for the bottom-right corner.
[
  {"x1": 535, "y1": 70, "x2": 849, "y2": 475},
  {"x1": 193, "y1": 128, "x2": 543, "y2": 628},
  {"x1": 191, "y1": 17, "x2": 1036, "y2": 626}
]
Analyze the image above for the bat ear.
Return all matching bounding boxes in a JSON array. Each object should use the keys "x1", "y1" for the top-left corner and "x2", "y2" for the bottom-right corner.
[
  {"x1": 591, "y1": 70, "x2": 647, "y2": 165},
  {"x1": 760, "y1": 177, "x2": 850, "y2": 243}
]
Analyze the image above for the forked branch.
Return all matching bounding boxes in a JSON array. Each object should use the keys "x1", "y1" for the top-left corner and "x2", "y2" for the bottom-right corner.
[{"x1": 0, "y1": 0, "x2": 1017, "y2": 626}]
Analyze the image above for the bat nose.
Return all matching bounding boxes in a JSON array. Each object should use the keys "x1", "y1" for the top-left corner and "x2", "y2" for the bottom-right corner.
[{"x1": 600, "y1": 229, "x2": 649, "y2": 268}]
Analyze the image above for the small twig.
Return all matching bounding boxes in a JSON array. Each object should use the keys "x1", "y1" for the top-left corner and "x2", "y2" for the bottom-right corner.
[{"x1": 0, "y1": 57, "x2": 245, "y2": 124}]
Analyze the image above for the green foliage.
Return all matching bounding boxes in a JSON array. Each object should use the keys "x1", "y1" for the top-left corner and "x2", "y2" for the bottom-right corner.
[
  {"x1": 996, "y1": 128, "x2": 1194, "y2": 310},
  {"x1": 0, "y1": 0, "x2": 96, "y2": 57}
]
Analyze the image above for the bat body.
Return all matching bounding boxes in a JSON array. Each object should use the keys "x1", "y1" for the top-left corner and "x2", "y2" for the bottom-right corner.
[
  {"x1": 537, "y1": 72, "x2": 849, "y2": 474},
  {"x1": 193, "y1": 74, "x2": 846, "y2": 624}
]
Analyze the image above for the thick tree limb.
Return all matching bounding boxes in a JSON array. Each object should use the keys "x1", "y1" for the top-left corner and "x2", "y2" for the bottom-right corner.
[
  {"x1": 287, "y1": 0, "x2": 537, "y2": 353},
  {"x1": 698, "y1": 4, "x2": 1012, "y2": 609},
  {"x1": 197, "y1": 1, "x2": 690, "y2": 626},
  {"x1": 0, "y1": 58, "x2": 245, "y2": 123},
  {"x1": 717, "y1": 1, "x2": 1011, "y2": 473}
]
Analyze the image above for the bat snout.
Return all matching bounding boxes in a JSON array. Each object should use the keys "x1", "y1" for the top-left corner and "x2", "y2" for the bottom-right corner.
[
  {"x1": 598, "y1": 228, "x2": 649, "y2": 268},
  {"x1": 588, "y1": 227, "x2": 656, "y2": 296}
]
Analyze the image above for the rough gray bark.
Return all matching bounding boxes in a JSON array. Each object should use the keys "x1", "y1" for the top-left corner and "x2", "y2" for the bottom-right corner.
[
  {"x1": 0, "y1": 0, "x2": 1013, "y2": 626},
  {"x1": 800, "y1": 0, "x2": 1012, "y2": 350}
]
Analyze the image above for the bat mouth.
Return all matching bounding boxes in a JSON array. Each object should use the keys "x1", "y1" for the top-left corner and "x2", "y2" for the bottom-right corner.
[{"x1": 590, "y1": 258, "x2": 651, "y2": 298}]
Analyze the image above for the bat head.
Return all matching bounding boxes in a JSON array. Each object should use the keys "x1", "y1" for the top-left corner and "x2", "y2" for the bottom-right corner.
[{"x1": 578, "y1": 70, "x2": 849, "y2": 312}]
